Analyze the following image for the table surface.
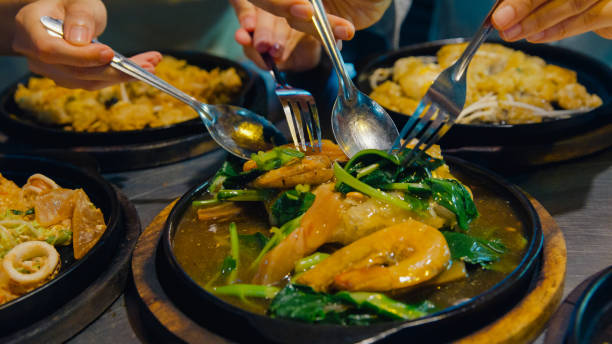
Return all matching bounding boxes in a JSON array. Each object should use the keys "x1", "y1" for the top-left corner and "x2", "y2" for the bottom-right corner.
[{"x1": 2, "y1": 56, "x2": 611, "y2": 344}]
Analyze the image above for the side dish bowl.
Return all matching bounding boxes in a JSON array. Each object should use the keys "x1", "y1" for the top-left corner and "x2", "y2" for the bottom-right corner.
[
  {"x1": 355, "y1": 38, "x2": 612, "y2": 148},
  {"x1": 158, "y1": 156, "x2": 543, "y2": 344},
  {"x1": 0, "y1": 154, "x2": 122, "y2": 333},
  {"x1": 0, "y1": 51, "x2": 254, "y2": 147}
]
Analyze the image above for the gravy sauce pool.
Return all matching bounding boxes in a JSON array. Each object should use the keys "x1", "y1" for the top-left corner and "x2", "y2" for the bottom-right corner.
[{"x1": 173, "y1": 170, "x2": 528, "y2": 317}]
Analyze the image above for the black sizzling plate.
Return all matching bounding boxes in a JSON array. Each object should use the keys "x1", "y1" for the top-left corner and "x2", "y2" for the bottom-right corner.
[
  {"x1": 567, "y1": 266, "x2": 612, "y2": 343},
  {"x1": 158, "y1": 156, "x2": 544, "y2": 344},
  {"x1": 0, "y1": 154, "x2": 122, "y2": 333},
  {"x1": 0, "y1": 50, "x2": 254, "y2": 147},
  {"x1": 355, "y1": 38, "x2": 612, "y2": 148}
]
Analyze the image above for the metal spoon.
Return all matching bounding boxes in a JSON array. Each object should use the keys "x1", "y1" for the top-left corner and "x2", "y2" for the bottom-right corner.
[
  {"x1": 309, "y1": 0, "x2": 399, "y2": 158},
  {"x1": 40, "y1": 16, "x2": 286, "y2": 159}
]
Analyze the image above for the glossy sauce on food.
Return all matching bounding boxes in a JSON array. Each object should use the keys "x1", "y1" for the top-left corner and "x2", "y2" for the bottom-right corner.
[{"x1": 173, "y1": 170, "x2": 529, "y2": 316}]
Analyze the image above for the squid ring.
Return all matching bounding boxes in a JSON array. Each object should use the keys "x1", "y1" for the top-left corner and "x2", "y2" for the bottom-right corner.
[{"x1": 3, "y1": 241, "x2": 60, "y2": 293}]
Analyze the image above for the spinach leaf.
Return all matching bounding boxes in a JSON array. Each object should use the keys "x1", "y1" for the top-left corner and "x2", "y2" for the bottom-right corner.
[
  {"x1": 336, "y1": 292, "x2": 437, "y2": 320},
  {"x1": 271, "y1": 187, "x2": 315, "y2": 226},
  {"x1": 208, "y1": 159, "x2": 263, "y2": 191},
  {"x1": 269, "y1": 284, "x2": 350, "y2": 323},
  {"x1": 427, "y1": 178, "x2": 478, "y2": 230},
  {"x1": 238, "y1": 232, "x2": 269, "y2": 251},
  {"x1": 251, "y1": 147, "x2": 305, "y2": 171},
  {"x1": 442, "y1": 231, "x2": 507, "y2": 267}
]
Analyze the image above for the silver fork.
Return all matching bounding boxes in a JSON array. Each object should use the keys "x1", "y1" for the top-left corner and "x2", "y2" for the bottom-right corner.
[
  {"x1": 391, "y1": 0, "x2": 502, "y2": 165},
  {"x1": 260, "y1": 52, "x2": 322, "y2": 151}
]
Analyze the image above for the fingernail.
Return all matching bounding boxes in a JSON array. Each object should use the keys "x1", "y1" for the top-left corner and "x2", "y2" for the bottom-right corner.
[
  {"x1": 255, "y1": 42, "x2": 270, "y2": 54},
  {"x1": 333, "y1": 26, "x2": 349, "y2": 40},
  {"x1": 68, "y1": 25, "x2": 89, "y2": 44},
  {"x1": 336, "y1": 40, "x2": 343, "y2": 51},
  {"x1": 99, "y1": 49, "x2": 114, "y2": 63},
  {"x1": 242, "y1": 16, "x2": 255, "y2": 31},
  {"x1": 527, "y1": 31, "x2": 545, "y2": 42},
  {"x1": 290, "y1": 4, "x2": 312, "y2": 20},
  {"x1": 269, "y1": 43, "x2": 282, "y2": 58},
  {"x1": 493, "y1": 5, "x2": 516, "y2": 28},
  {"x1": 503, "y1": 24, "x2": 522, "y2": 40}
]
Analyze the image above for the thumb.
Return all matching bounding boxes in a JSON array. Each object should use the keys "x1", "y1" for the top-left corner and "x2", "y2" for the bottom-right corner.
[{"x1": 63, "y1": 0, "x2": 107, "y2": 46}]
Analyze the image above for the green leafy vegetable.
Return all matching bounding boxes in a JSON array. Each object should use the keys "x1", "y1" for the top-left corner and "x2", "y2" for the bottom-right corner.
[
  {"x1": 442, "y1": 231, "x2": 507, "y2": 267},
  {"x1": 428, "y1": 179, "x2": 479, "y2": 230},
  {"x1": 268, "y1": 284, "x2": 352, "y2": 324},
  {"x1": 251, "y1": 147, "x2": 305, "y2": 171},
  {"x1": 208, "y1": 159, "x2": 264, "y2": 192},
  {"x1": 271, "y1": 186, "x2": 316, "y2": 226},
  {"x1": 250, "y1": 215, "x2": 303, "y2": 269},
  {"x1": 336, "y1": 292, "x2": 437, "y2": 320},
  {"x1": 227, "y1": 222, "x2": 240, "y2": 283},
  {"x1": 268, "y1": 284, "x2": 437, "y2": 325},
  {"x1": 333, "y1": 163, "x2": 415, "y2": 212},
  {"x1": 212, "y1": 284, "x2": 279, "y2": 299},
  {"x1": 294, "y1": 252, "x2": 329, "y2": 274},
  {"x1": 238, "y1": 232, "x2": 269, "y2": 251},
  {"x1": 217, "y1": 189, "x2": 274, "y2": 202}
]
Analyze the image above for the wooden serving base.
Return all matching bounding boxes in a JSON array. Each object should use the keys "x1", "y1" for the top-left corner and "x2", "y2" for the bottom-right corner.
[
  {"x1": 445, "y1": 121, "x2": 612, "y2": 167},
  {"x1": 0, "y1": 188, "x2": 142, "y2": 344},
  {"x1": 131, "y1": 196, "x2": 567, "y2": 344}
]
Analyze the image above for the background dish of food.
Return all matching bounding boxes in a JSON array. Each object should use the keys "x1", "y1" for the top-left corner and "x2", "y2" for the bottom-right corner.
[
  {"x1": 0, "y1": 154, "x2": 122, "y2": 333},
  {"x1": 356, "y1": 39, "x2": 612, "y2": 148},
  {"x1": 0, "y1": 51, "x2": 255, "y2": 147},
  {"x1": 158, "y1": 153, "x2": 543, "y2": 344}
]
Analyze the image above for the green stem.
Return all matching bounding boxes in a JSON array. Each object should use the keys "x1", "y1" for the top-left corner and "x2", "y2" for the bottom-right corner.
[
  {"x1": 192, "y1": 199, "x2": 221, "y2": 207},
  {"x1": 228, "y1": 222, "x2": 239, "y2": 284},
  {"x1": 356, "y1": 163, "x2": 380, "y2": 179},
  {"x1": 212, "y1": 284, "x2": 280, "y2": 299},
  {"x1": 217, "y1": 189, "x2": 272, "y2": 201},
  {"x1": 334, "y1": 163, "x2": 414, "y2": 212},
  {"x1": 294, "y1": 252, "x2": 329, "y2": 273}
]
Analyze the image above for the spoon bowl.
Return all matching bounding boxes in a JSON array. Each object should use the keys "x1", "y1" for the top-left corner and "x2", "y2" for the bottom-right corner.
[
  {"x1": 310, "y1": 0, "x2": 398, "y2": 157},
  {"x1": 331, "y1": 90, "x2": 399, "y2": 158}
]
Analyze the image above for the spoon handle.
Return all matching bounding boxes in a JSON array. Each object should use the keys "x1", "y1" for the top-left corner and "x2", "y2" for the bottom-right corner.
[
  {"x1": 309, "y1": 0, "x2": 356, "y2": 101},
  {"x1": 39, "y1": 16, "x2": 213, "y2": 122}
]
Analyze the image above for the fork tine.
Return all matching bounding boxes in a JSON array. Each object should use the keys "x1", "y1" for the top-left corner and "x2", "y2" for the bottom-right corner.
[
  {"x1": 390, "y1": 99, "x2": 428, "y2": 153},
  {"x1": 308, "y1": 100, "x2": 323, "y2": 151},
  {"x1": 402, "y1": 113, "x2": 448, "y2": 166},
  {"x1": 280, "y1": 100, "x2": 300, "y2": 150},
  {"x1": 298, "y1": 100, "x2": 316, "y2": 150},
  {"x1": 399, "y1": 103, "x2": 439, "y2": 152},
  {"x1": 288, "y1": 101, "x2": 307, "y2": 151}
]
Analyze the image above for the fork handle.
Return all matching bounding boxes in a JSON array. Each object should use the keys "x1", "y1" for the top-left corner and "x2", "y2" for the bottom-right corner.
[
  {"x1": 39, "y1": 16, "x2": 213, "y2": 122},
  {"x1": 452, "y1": 0, "x2": 503, "y2": 82}
]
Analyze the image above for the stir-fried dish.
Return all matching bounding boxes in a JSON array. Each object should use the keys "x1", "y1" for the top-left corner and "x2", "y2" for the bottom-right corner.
[
  {"x1": 173, "y1": 140, "x2": 528, "y2": 325},
  {"x1": 0, "y1": 173, "x2": 106, "y2": 304},
  {"x1": 13, "y1": 55, "x2": 243, "y2": 132},
  {"x1": 369, "y1": 43, "x2": 602, "y2": 125}
]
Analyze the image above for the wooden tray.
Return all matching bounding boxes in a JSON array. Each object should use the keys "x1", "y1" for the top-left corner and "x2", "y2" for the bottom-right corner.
[
  {"x1": 130, "y1": 195, "x2": 566, "y2": 344},
  {"x1": 0, "y1": 188, "x2": 142, "y2": 344}
]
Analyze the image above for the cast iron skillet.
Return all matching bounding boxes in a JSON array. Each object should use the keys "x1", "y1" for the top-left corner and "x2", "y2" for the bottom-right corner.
[
  {"x1": 567, "y1": 266, "x2": 612, "y2": 343},
  {"x1": 0, "y1": 50, "x2": 254, "y2": 147},
  {"x1": 158, "y1": 156, "x2": 544, "y2": 344},
  {"x1": 0, "y1": 154, "x2": 122, "y2": 333},
  {"x1": 355, "y1": 38, "x2": 612, "y2": 148}
]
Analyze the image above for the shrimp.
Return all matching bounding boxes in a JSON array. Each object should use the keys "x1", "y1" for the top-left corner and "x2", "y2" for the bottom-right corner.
[
  {"x1": 252, "y1": 155, "x2": 334, "y2": 189},
  {"x1": 252, "y1": 183, "x2": 343, "y2": 285},
  {"x1": 296, "y1": 220, "x2": 450, "y2": 292}
]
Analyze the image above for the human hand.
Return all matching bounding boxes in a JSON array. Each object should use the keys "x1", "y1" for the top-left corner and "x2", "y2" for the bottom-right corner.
[
  {"x1": 231, "y1": 0, "x2": 322, "y2": 72},
  {"x1": 492, "y1": 0, "x2": 612, "y2": 43},
  {"x1": 243, "y1": 0, "x2": 392, "y2": 41},
  {"x1": 12, "y1": 0, "x2": 162, "y2": 90}
]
